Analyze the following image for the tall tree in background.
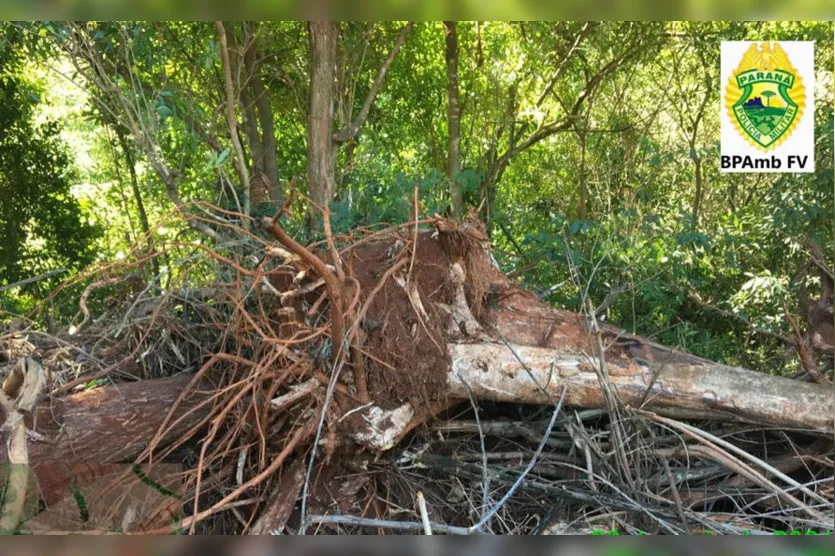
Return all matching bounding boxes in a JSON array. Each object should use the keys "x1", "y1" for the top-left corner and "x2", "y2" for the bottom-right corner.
[
  {"x1": 307, "y1": 22, "x2": 414, "y2": 213},
  {"x1": 444, "y1": 21, "x2": 463, "y2": 220},
  {"x1": 56, "y1": 22, "x2": 220, "y2": 239},
  {"x1": 306, "y1": 21, "x2": 338, "y2": 211},
  {"x1": 215, "y1": 20, "x2": 251, "y2": 222},
  {"x1": 239, "y1": 22, "x2": 280, "y2": 202},
  {"x1": 113, "y1": 123, "x2": 160, "y2": 276},
  {"x1": 652, "y1": 22, "x2": 725, "y2": 230},
  {"x1": 0, "y1": 26, "x2": 99, "y2": 296},
  {"x1": 475, "y1": 22, "x2": 653, "y2": 228}
]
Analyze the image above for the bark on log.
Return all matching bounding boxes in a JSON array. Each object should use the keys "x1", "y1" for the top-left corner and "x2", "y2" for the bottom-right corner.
[
  {"x1": 446, "y1": 341, "x2": 834, "y2": 432},
  {"x1": 345, "y1": 227, "x2": 834, "y2": 450},
  {"x1": 0, "y1": 374, "x2": 211, "y2": 464},
  {"x1": 355, "y1": 334, "x2": 833, "y2": 451},
  {"x1": 455, "y1": 294, "x2": 834, "y2": 432}
]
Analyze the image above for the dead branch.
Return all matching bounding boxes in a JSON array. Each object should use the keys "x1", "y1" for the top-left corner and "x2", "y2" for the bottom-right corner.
[{"x1": 75, "y1": 277, "x2": 122, "y2": 334}]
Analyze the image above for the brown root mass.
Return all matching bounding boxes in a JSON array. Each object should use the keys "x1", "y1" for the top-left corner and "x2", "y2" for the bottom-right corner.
[{"x1": 344, "y1": 234, "x2": 454, "y2": 410}]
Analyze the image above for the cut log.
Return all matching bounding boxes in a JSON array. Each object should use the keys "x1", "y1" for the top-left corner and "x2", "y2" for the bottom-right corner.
[
  {"x1": 446, "y1": 341, "x2": 834, "y2": 432},
  {"x1": 343, "y1": 226, "x2": 834, "y2": 450},
  {"x1": 0, "y1": 374, "x2": 212, "y2": 464},
  {"x1": 353, "y1": 336, "x2": 833, "y2": 451},
  {"x1": 460, "y1": 287, "x2": 834, "y2": 432}
]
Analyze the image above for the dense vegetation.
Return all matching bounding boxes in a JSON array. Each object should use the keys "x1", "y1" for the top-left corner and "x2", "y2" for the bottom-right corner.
[
  {"x1": 0, "y1": 21, "x2": 832, "y2": 374},
  {"x1": 0, "y1": 26, "x2": 100, "y2": 307}
]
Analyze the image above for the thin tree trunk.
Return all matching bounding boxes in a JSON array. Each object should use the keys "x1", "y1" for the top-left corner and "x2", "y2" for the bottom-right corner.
[
  {"x1": 307, "y1": 21, "x2": 338, "y2": 211},
  {"x1": 479, "y1": 153, "x2": 509, "y2": 234},
  {"x1": 577, "y1": 129, "x2": 588, "y2": 219},
  {"x1": 332, "y1": 23, "x2": 414, "y2": 144},
  {"x1": 115, "y1": 127, "x2": 159, "y2": 277},
  {"x1": 239, "y1": 66, "x2": 264, "y2": 175},
  {"x1": 306, "y1": 22, "x2": 412, "y2": 216},
  {"x1": 339, "y1": 141, "x2": 357, "y2": 194},
  {"x1": 692, "y1": 154, "x2": 703, "y2": 230},
  {"x1": 215, "y1": 21, "x2": 251, "y2": 224},
  {"x1": 243, "y1": 22, "x2": 279, "y2": 192},
  {"x1": 687, "y1": 69, "x2": 711, "y2": 231},
  {"x1": 444, "y1": 21, "x2": 463, "y2": 220},
  {"x1": 479, "y1": 173, "x2": 499, "y2": 233}
]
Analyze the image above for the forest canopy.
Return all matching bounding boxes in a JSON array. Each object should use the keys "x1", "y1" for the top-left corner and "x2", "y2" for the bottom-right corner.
[{"x1": 0, "y1": 20, "x2": 832, "y2": 374}]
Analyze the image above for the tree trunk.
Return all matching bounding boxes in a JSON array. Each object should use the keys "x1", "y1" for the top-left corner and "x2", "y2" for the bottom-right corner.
[
  {"x1": 692, "y1": 153, "x2": 703, "y2": 230},
  {"x1": 577, "y1": 128, "x2": 588, "y2": 219},
  {"x1": 215, "y1": 21, "x2": 251, "y2": 222},
  {"x1": 306, "y1": 22, "x2": 412, "y2": 217},
  {"x1": 306, "y1": 21, "x2": 338, "y2": 211},
  {"x1": 115, "y1": 126, "x2": 160, "y2": 277},
  {"x1": 240, "y1": 88, "x2": 263, "y2": 165},
  {"x1": 444, "y1": 21, "x2": 463, "y2": 220},
  {"x1": 0, "y1": 375, "x2": 212, "y2": 464},
  {"x1": 243, "y1": 22, "x2": 279, "y2": 193},
  {"x1": 355, "y1": 305, "x2": 834, "y2": 451},
  {"x1": 239, "y1": 66, "x2": 264, "y2": 180},
  {"x1": 479, "y1": 159, "x2": 506, "y2": 233},
  {"x1": 445, "y1": 341, "x2": 832, "y2": 431},
  {"x1": 328, "y1": 228, "x2": 835, "y2": 451}
]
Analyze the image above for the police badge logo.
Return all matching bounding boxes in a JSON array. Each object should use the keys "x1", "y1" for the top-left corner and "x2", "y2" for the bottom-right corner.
[
  {"x1": 720, "y1": 41, "x2": 815, "y2": 173},
  {"x1": 725, "y1": 42, "x2": 805, "y2": 151}
]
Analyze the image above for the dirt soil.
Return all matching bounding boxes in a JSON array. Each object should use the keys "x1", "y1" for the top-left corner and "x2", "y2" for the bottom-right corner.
[{"x1": 344, "y1": 234, "x2": 456, "y2": 411}]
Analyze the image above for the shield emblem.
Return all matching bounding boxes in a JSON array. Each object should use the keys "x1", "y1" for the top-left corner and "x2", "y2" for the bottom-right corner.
[{"x1": 725, "y1": 43, "x2": 806, "y2": 151}]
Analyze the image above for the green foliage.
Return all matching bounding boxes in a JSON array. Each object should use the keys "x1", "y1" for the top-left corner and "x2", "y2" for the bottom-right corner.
[
  {"x1": 331, "y1": 170, "x2": 452, "y2": 233},
  {"x1": 0, "y1": 26, "x2": 100, "y2": 310},
  {"x1": 0, "y1": 20, "x2": 831, "y2": 376}
]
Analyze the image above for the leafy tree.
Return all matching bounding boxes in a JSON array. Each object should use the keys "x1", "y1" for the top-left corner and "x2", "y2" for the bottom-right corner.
[{"x1": 0, "y1": 25, "x2": 100, "y2": 306}]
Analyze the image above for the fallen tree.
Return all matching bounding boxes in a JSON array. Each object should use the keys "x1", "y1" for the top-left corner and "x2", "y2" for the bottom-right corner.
[
  {"x1": 1, "y1": 208, "x2": 832, "y2": 534},
  {"x1": 292, "y1": 216, "x2": 833, "y2": 451}
]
